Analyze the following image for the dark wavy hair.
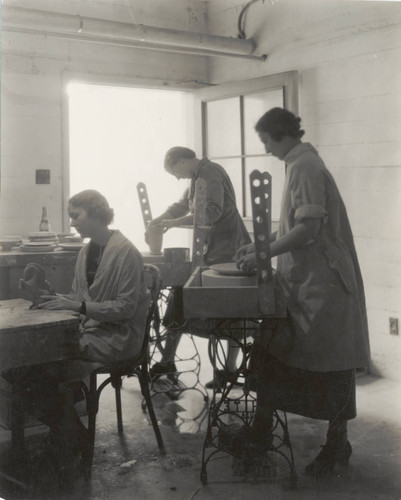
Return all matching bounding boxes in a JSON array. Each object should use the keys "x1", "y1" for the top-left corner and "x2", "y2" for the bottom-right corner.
[
  {"x1": 255, "y1": 108, "x2": 305, "y2": 141},
  {"x1": 164, "y1": 147, "x2": 196, "y2": 173},
  {"x1": 68, "y1": 190, "x2": 114, "y2": 225}
]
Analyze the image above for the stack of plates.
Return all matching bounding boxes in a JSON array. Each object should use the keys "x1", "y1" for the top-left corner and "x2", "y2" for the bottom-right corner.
[{"x1": 20, "y1": 231, "x2": 59, "y2": 253}]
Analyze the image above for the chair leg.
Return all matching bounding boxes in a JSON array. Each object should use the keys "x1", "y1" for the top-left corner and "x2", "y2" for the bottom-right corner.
[
  {"x1": 112, "y1": 375, "x2": 123, "y2": 434},
  {"x1": 138, "y1": 364, "x2": 166, "y2": 454},
  {"x1": 83, "y1": 373, "x2": 98, "y2": 473},
  {"x1": 11, "y1": 382, "x2": 25, "y2": 462}
]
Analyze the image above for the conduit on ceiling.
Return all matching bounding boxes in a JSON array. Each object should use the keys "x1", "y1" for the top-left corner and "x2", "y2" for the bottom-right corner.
[{"x1": 2, "y1": 6, "x2": 267, "y2": 61}]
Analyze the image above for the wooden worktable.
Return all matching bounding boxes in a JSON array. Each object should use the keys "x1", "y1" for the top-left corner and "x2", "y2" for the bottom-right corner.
[
  {"x1": 0, "y1": 299, "x2": 81, "y2": 491},
  {"x1": 0, "y1": 248, "x2": 192, "y2": 301},
  {"x1": 0, "y1": 298, "x2": 80, "y2": 371}
]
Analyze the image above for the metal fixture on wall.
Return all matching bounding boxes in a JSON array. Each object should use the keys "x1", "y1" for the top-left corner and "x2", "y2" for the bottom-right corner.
[
  {"x1": 237, "y1": 0, "x2": 263, "y2": 39},
  {"x1": 2, "y1": 6, "x2": 267, "y2": 61}
]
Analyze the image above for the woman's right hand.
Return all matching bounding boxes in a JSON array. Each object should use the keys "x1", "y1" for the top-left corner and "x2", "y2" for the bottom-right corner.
[
  {"x1": 236, "y1": 252, "x2": 257, "y2": 274},
  {"x1": 145, "y1": 217, "x2": 164, "y2": 243},
  {"x1": 235, "y1": 242, "x2": 255, "y2": 262}
]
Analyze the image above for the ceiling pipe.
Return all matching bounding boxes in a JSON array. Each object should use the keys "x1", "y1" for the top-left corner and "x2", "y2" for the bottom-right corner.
[{"x1": 2, "y1": 6, "x2": 266, "y2": 61}]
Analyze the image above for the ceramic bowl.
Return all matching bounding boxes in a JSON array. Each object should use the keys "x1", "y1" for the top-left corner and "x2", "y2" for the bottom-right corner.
[{"x1": 0, "y1": 236, "x2": 22, "y2": 251}]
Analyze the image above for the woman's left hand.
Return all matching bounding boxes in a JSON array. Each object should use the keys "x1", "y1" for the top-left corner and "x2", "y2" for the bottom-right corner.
[{"x1": 38, "y1": 295, "x2": 80, "y2": 312}]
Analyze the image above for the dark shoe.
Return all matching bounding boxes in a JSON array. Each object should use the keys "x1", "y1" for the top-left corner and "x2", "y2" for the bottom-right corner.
[
  {"x1": 205, "y1": 370, "x2": 225, "y2": 391},
  {"x1": 205, "y1": 370, "x2": 240, "y2": 392},
  {"x1": 218, "y1": 425, "x2": 273, "y2": 459},
  {"x1": 305, "y1": 440, "x2": 352, "y2": 477},
  {"x1": 150, "y1": 361, "x2": 177, "y2": 380}
]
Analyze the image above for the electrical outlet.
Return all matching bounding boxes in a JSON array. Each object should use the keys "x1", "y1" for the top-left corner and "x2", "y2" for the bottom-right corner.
[{"x1": 389, "y1": 318, "x2": 399, "y2": 336}]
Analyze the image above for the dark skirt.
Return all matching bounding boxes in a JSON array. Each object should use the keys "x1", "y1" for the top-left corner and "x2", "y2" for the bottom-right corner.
[{"x1": 257, "y1": 351, "x2": 356, "y2": 421}]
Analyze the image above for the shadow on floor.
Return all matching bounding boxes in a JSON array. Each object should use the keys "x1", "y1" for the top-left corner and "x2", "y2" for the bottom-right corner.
[{"x1": 0, "y1": 374, "x2": 400, "y2": 500}]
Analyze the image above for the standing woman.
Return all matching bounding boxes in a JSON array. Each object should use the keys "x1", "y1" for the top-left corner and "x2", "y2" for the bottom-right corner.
[
  {"x1": 146, "y1": 147, "x2": 251, "y2": 386},
  {"x1": 235, "y1": 108, "x2": 370, "y2": 477}
]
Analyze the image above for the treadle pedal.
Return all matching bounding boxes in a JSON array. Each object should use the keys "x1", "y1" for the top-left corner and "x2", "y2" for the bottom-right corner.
[
  {"x1": 165, "y1": 379, "x2": 187, "y2": 400},
  {"x1": 232, "y1": 453, "x2": 277, "y2": 478},
  {"x1": 152, "y1": 376, "x2": 187, "y2": 400}
]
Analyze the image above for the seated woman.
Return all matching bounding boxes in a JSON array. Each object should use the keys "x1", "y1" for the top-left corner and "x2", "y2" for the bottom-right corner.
[
  {"x1": 39, "y1": 189, "x2": 149, "y2": 372},
  {"x1": 233, "y1": 108, "x2": 370, "y2": 478},
  {"x1": 10, "y1": 190, "x2": 149, "y2": 463}
]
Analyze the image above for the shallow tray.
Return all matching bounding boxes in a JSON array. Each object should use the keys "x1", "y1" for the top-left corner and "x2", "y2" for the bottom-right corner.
[{"x1": 210, "y1": 262, "x2": 255, "y2": 277}]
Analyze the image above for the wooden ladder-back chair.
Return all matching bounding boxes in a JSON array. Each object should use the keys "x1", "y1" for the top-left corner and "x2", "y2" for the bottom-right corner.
[{"x1": 83, "y1": 263, "x2": 166, "y2": 471}]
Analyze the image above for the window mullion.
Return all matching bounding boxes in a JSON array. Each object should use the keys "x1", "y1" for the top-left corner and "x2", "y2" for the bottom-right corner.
[{"x1": 240, "y1": 96, "x2": 246, "y2": 217}]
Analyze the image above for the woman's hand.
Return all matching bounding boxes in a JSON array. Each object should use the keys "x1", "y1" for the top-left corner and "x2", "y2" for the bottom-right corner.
[
  {"x1": 235, "y1": 242, "x2": 255, "y2": 262},
  {"x1": 145, "y1": 217, "x2": 165, "y2": 243},
  {"x1": 37, "y1": 295, "x2": 81, "y2": 312},
  {"x1": 159, "y1": 219, "x2": 177, "y2": 231},
  {"x1": 236, "y1": 252, "x2": 257, "y2": 274}
]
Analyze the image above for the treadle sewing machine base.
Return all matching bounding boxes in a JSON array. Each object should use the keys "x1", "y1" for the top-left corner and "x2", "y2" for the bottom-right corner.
[
  {"x1": 197, "y1": 320, "x2": 297, "y2": 489},
  {"x1": 182, "y1": 263, "x2": 296, "y2": 488},
  {"x1": 147, "y1": 287, "x2": 209, "y2": 404}
]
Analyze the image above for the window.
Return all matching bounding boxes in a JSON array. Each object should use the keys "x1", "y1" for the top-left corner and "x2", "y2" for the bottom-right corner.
[
  {"x1": 66, "y1": 82, "x2": 195, "y2": 251},
  {"x1": 197, "y1": 72, "x2": 298, "y2": 222}
]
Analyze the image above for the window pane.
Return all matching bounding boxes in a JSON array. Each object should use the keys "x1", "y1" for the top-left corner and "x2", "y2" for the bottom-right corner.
[
  {"x1": 244, "y1": 89, "x2": 284, "y2": 155},
  {"x1": 213, "y1": 158, "x2": 243, "y2": 216},
  {"x1": 206, "y1": 98, "x2": 241, "y2": 157},
  {"x1": 245, "y1": 156, "x2": 285, "y2": 221},
  {"x1": 69, "y1": 84, "x2": 194, "y2": 252}
]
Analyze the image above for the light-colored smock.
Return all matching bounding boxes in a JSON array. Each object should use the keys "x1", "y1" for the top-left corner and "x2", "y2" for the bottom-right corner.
[
  {"x1": 66, "y1": 230, "x2": 150, "y2": 366},
  {"x1": 165, "y1": 157, "x2": 251, "y2": 265},
  {"x1": 268, "y1": 143, "x2": 370, "y2": 372}
]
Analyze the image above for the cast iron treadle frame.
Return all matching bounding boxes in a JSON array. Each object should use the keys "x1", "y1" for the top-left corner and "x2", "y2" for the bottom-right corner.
[
  {"x1": 199, "y1": 319, "x2": 297, "y2": 489},
  {"x1": 137, "y1": 178, "x2": 209, "y2": 404},
  {"x1": 147, "y1": 288, "x2": 209, "y2": 403}
]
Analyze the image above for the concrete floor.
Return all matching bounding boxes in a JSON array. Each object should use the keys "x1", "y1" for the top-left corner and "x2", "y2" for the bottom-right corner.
[{"x1": 1, "y1": 336, "x2": 401, "y2": 500}]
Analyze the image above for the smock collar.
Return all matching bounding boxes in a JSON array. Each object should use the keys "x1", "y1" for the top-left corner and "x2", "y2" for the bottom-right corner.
[
  {"x1": 283, "y1": 143, "x2": 318, "y2": 163},
  {"x1": 193, "y1": 157, "x2": 209, "y2": 179}
]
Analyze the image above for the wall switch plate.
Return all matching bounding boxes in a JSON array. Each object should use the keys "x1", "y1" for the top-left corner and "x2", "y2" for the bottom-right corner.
[
  {"x1": 389, "y1": 317, "x2": 399, "y2": 336},
  {"x1": 35, "y1": 169, "x2": 50, "y2": 184}
]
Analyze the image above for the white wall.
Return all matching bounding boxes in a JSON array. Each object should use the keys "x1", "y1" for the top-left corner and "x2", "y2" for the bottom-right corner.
[
  {"x1": 1, "y1": 0, "x2": 400, "y2": 380},
  {"x1": 206, "y1": 0, "x2": 401, "y2": 381},
  {"x1": 0, "y1": 0, "x2": 209, "y2": 235}
]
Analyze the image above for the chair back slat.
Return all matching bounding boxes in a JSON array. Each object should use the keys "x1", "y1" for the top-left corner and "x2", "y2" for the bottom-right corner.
[{"x1": 142, "y1": 264, "x2": 162, "y2": 359}]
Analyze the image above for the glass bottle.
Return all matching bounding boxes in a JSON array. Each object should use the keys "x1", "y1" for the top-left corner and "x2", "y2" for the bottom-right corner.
[{"x1": 39, "y1": 206, "x2": 50, "y2": 232}]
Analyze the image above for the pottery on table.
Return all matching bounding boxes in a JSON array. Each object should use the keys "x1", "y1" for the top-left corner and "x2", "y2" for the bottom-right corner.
[
  {"x1": 164, "y1": 247, "x2": 190, "y2": 266},
  {"x1": 147, "y1": 224, "x2": 163, "y2": 255}
]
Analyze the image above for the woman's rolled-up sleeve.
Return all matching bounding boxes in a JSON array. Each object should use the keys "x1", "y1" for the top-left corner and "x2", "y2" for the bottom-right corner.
[
  {"x1": 294, "y1": 204, "x2": 328, "y2": 222},
  {"x1": 290, "y1": 167, "x2": 327, "y2": 223},
  {"x1": 166, "y1": 187, "x2": 190, "y2": 218}
]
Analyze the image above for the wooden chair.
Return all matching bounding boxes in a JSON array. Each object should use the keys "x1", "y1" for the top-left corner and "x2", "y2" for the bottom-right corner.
[{"x1": 83, "y1": 263, "x2": 166, "y2": 471}]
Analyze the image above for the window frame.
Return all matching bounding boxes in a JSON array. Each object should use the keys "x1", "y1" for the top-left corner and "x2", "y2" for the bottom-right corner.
[{"x1": 196, "y1": 71, "x2": 298, "y2": 222}]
